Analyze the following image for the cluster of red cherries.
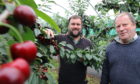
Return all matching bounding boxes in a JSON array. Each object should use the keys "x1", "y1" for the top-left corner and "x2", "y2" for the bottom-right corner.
[{"x1": 0, "y1": 5, "x2": 37, "y2": 84}]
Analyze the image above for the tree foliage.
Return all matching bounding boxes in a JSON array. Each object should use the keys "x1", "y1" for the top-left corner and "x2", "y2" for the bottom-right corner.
[{"x1": 69, "y1": 0, "x2": 90, "y2": 16}]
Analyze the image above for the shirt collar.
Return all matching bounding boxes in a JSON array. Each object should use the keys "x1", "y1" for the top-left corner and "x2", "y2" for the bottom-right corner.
[
  {"x1": 67, "y1": 34, "x2": 83, "y2": 45},
  {"x1": 114, "y1": 33, "x2": 138, "y2": 44}
]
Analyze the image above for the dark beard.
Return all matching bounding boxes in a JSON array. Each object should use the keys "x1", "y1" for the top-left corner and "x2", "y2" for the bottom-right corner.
[{"x1": 69, "y1": 31, "x2": 81, "y2": 38}]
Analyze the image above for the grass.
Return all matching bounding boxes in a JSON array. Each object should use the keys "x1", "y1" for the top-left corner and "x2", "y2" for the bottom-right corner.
[{"x1": 87, "y1": 74, "x2": 100, "y2": 84}]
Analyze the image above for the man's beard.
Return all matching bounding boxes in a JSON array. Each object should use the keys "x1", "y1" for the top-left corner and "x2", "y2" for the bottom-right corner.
[{"x1": 69, "y1": 30, "x2": 82, "y2": 38}]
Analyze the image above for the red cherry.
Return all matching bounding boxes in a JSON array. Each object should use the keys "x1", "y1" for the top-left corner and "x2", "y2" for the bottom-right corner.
[
  {"x1": 0, "y1": 58, "x2": 30, "y2": 80},
  {"x1": 11, "y1": 58, "x2": 30, "y2": 80},
  {"x1": 0, "y1": 67, "x2": 24, "y2": 84},
  {"x1": 10, "y1": 41, "x2": 37, "y2": 63},
  {"x1": 0, "y1": 63, "x2": 11, "y2": 68},
  {"x1": 14, "y1": 5, "x2": 36, "y2": 26}
]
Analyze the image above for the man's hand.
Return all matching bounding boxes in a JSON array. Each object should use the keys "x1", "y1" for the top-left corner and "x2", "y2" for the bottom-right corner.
[{"x1": 43, "y1": 29, "x2": 54, "y2": 38}]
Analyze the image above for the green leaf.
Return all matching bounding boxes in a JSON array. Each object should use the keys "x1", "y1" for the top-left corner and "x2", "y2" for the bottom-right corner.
[
  {"x1": 92, "y1": 55, "x2": 99, "y2": 61},
  {"x1": 50, "y1": 45, "x2": 55, "y2": 54},
  {"x1": 0, "y1": 47, "x2": 6, "y2": 55},
  {"x1": 25, "y1": 72, "x2": 38, "y2": 84},
  {"x1": 70, "y1": 54, "x2": 75, "y2": 60},
  {"x1": 45, "y1": 72, "x2": 56, "y2": 84},
  {"x1": 65, "y1": 49, "x2": 71, "y2": 55},
  {"x1": 59, "y1": 41, "x2": 67, "y2": 46},
  {"x1": 9, "y1": 29, "x2": 19, "y2": 42},
  {"x1": 7, "y1": 40, "x2": 16, "y2": 46},
  {"x1": 77, "y1": 52, "x2": 82, "y2": 58},
  {"x1": 33, "y1": 8, "x2": 61, "y2": 32},
  {"x1": 22, "y1": 27, "x2": 36, "y2": 42},
  {"x1": 0, "y1": 36, "x2": 8, "y2": 55},
  {"x1": 83, "y1": 61, "x2": 88, "y2": 66},
  {"x1": 66, "y1": 53, "x2": 70, "y2": 58},
  {"x1": 60, "y1": 47, "x2": 65, "y2": 58},
  {"x1": 38, "y1": 78, "x2": 46, "y2": 84},
  {"x1": 36, "y1": 52, "x2": 42, "y2": 57},
  {"x1": 71, "y1": 59, "x2": 76, "y2": 64},
  {"x1": 18, "y1": 0, "x2": 38, "y2": 8},
  {"x1": 86, "y1": 54, "x2": 92, "y2": 60},
  {"x1": 136, "y1": 15, "x2": 140, "y2": 21},
  {"x1": 66, "y1": 44, "x2": 74, "y2": 50}
]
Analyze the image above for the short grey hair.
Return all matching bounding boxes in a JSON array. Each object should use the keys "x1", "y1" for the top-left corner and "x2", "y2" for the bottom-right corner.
[{"x1": 115, "y1": 12, "x2": 136, "y2": 24}]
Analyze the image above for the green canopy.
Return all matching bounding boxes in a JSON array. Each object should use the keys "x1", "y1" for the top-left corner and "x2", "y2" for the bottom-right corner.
[
  {"x1": 82, "y1": 28, "x2": 94, "y2": 36},
  {"x1": 109, "y1": 29, "x2": 117, "y2": 35}
]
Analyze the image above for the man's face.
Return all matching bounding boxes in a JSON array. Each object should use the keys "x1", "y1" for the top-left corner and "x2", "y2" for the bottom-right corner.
[
  {"x1": 68, "y1": 18, "x2": 82, "y2": 37},
  {"x1": 115, "y1": 15, "x2": 136, "y2": 42}
]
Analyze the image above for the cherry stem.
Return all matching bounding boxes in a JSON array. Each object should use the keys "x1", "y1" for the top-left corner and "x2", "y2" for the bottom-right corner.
[{"x1": 0, "y1": 22, "x2": 24, "y2": 43}]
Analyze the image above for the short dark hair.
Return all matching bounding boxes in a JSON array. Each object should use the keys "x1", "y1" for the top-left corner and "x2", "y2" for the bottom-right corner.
[
  {"x1": 68, "y1": 15, "x2": 82, "y2": 24},
  {"x1": 115, "y1": 12, "x2": 136, "y2": 24}
]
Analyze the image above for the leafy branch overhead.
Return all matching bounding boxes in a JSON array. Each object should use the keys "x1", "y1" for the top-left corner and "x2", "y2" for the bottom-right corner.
[{"x1": 44, "y1": 40, "x2": 104, "y2": 70}]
